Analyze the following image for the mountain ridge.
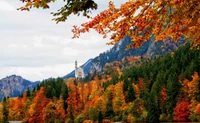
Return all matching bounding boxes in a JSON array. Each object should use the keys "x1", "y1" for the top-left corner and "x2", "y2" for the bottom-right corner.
[
  {"x1": 0, "y1": 75, "x2": 40, "y2": 101},
  {"x1": 63, "y1": 36, "x2": 185, "y2": 78}
]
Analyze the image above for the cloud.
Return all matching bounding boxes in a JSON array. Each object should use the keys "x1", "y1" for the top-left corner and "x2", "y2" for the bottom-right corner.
[
  {"x1": 0, "y1": 0, "x2": 126, "y2": 81},
  {"x1": 0, "y1": 63, "x2": 75, "y2": 81},
  {"x1": 0, "y1": 1, "x2": 15, "y2": 11}
]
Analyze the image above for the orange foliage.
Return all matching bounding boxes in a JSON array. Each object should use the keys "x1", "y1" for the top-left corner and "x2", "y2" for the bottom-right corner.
[
  {"x1": 28, "y1": 87, "x2": 51, "y2": 123},
  {"x1": 182, "y1": 79, "x2": 190, "y2": 99},
  {"x1": 83, "y1": 120, "x2": 93, "y2": 123},
  {"x1": 94, "y1": 96, "x2": 106, "y2": 112},
  {"x1": 72, "y1": 0, "x2": 200, "y2": 48},
  {"x1": 138, "y1": 78, "x2": 145, "y2": 91},
  {"x1": 173, "y1": 101, "x2": 190, "y2": 121},
  {"x1": 133, "y1": 84, "x2": 140, "y2": 98},
  {"x1": 102, "y1": 119, "x2": 111, "y2": 123},
  {"x1": 9, "y1": 98, "x2": 24, "y2": 120},
  {"x1": 159, "y1": 87, "x2": 167, "y2": 107},
  {"x1": 188, "y1": 72, "x2": 200, "y2": 114},
  {"x1": 19, "y1": 0, "x2": 200, "y2": 48},
  {"x1": 195, "y1": 104, "x2": 200, "y2": 115},
  {"x1": 67, "y1": 83, "x2": 82, "y2": 117},
  {"x1": 188, "y1": 72, "x2": 200, "y2": 99}
]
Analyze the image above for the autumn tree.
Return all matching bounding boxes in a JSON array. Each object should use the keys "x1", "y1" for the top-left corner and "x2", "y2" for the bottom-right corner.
[
  {"x1": 19, "y1": 0, "x2": 200, "y2": 48},
  {"x1": 43, "y1": 101, "x2": 63, "y2": 123},
  {"x1": 0, "y1": 103, "x2": 3, "y2": 122},
  {"x1": 9, "y1": 98, "x2": 24, "y2": 120},
  {"x1": 28, "y1": 87, "x2": 51, "y2": 123},
  {"x1": 104, "y1": 85, "x2": 115, "y2": 119},
  {"x1": 188, "y1": 72, "x2": 200, "y2": 119},
  {"x1": 72, "y1": 0, "x2": 200, "y2": 48},
  {"x1": 173, "y1": 101, "x2": 190, "y2": 121},
  {"x1": 113, "y1": 82, "x2": 126, "y2": 115},
  {"x1": 66, "y1": 83, "x2": 82, "y2": 118},
  {"x1": 94, "y1": 96, "x2": 106, "y2": 113}
]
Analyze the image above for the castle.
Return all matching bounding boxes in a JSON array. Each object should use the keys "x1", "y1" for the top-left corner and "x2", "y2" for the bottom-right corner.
[{"x1": 75, "y1": 60, "x2": 85, "y2": 78}]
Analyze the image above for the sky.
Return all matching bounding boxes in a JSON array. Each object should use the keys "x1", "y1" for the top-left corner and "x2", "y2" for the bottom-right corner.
[{"x1": 0, "y1": 0, "x2": 124, "y2": 81}]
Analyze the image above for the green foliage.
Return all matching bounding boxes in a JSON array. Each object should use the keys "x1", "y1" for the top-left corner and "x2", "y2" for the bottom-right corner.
[
  {"x1": 74, "y1": 113, "x2": 86, "y2": 123},
  {"x1": 89, "y1": 107, "x2": 98, "y2": 122},
  {"x1": 166, "y1": 73, "x2": 181, "y2": 120},
  {"x1": 146, "y1": 93, "x2": 159, "y2": 122},
  {"x1": 62, "y1": 83, "x2": 69, "y2": 113},
  {"x1": 26, "y1": 87, "x2": 31, "y2": 97},
  {"x1": 2, "y1": 97, "x2": 8, "y2": 122},
  {"x1": 190, "y1": 113, "x2": 200, "y2": 122},
  {"x1": 98, "y1": 111, "x2": 103, "y2": 123},
  {"x1": 52, "y1": 0, "x2": 97, "y2": 23},
  {"x1": 127, "y1": 82, "x2": 136, "y2": 102},
  {"x1": 20, "y1": 0, "x2": 98, "y2": 23}
]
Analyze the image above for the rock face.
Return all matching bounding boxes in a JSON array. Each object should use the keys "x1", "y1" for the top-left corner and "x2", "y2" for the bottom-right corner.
[
  {"x1": 64, "y1": 36, "x2": 185, "y2": 78},
  {"x1": 0, "y1": 75, "x2": 39, "y2": 101},
  {"x1": 89, "y1": 36, "x2": 185, "y2": 73}
]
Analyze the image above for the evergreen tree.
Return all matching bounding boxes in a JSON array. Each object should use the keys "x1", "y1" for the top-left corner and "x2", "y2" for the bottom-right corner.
[
  {"x1": 146, "y1": 93, "x2": 159, "y2": 122},
  {"x1": 105, "y1": 97, "x2": 115, "y2": 119},
  {"x1": 26, "y1": 87, "x2": 31, "y2": 97},
  {"x1": 98, "y1": 111, "x2": 103, "y2": 123},
  {"x1": 166, "y1": 73, "x2": 181, "y2": 120},
  {"x1": 127, "y1": 82, "x2": 136, "y2": 102},
  {"x1": 2, "y1": 97, "x2": 8, "y2": 122},
  {"x1": 62, "y1": 83, "x2": 69, "y2": 113}
]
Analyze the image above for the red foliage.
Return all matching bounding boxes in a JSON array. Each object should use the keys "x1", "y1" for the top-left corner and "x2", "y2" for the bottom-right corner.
[
  {"x1": 67, "y1": 83, "x2": 82, "y2": 117},
  {"x1": 159, "y1": 87, "x2": 167, "y2": 107},
  {"x1": 173, "y1": 101, "x2": 190, "y2": 121},
  {"x1": 102, "y1": 119, "x2": 111, "y2": 123},
  {"x1": 138, "y1": 78, "x2": 145, "y2": 91},
  {"x1": 28, "y1": 87, "x2": 51, "y2": 123}
]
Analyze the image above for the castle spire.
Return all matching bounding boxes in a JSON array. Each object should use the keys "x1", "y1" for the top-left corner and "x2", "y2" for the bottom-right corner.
[{"x1": 75, "y1": 60, "x2": 77, "y2": 69}]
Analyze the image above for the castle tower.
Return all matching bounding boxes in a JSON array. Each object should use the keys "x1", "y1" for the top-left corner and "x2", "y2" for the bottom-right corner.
[
  {"x1": 75, "y1": 60, "x2": 78, "y2": 69},
  {"x1": 75, "y1": 60, "x2": 85, "y2": 78}
]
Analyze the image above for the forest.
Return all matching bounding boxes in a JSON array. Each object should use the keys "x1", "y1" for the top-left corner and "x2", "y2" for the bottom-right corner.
[{"x1": 0, "y1": 43, "x2": 199, "y2": 123}]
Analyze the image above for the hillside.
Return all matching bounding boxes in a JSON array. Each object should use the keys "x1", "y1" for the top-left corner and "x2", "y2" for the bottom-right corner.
[
  {"x1": 1, "y1": 44, "x2": 200, "y2": 122},
  {"x1": 0, "y1": 75, "x2": 40, "y2": 101},
  {"x1": 64, "y1": 36, "x2": 185, "y2": 78}
]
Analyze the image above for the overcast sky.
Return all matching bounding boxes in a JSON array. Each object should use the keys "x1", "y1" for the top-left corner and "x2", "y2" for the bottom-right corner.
[{"x1": 0, "y1": 0, "x2": 124, "y2": 81}]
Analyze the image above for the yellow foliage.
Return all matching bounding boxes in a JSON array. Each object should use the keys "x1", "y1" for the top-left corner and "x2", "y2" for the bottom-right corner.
[
  {"x1": 0, "y1": 103, "x2": 3, "y2": 121},
  {"x1": 188, "y1": 72, "x2": 200, "y2": 100},
  {"x1": 133, "y1": 84, "x2": 140, "y2": 98},
  {"x1": 187, "y1": 72, "x2": 200, "y2": 114},
  {"x1": 113, "y1": 82, "x2": 126, "y2": 114},
  {"x1": 83, "y1": 120, "x2": 93, "y2": 123},
  {"x1": 94, "y1": 96, "x2": 106, "y2": 113}
]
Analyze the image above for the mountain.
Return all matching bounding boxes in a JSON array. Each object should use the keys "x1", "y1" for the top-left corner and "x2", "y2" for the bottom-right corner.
[
  {"x1": 0, "y1": 75, "x2": 40, "y2": 101},
  {"x1": 90, "y1": 36, "x2": 185, "y2": 73},
  {"x1": 64, "y1": 36, "x2": 185, "y2": 78},
  {"x1": 3, "y1": 44, "x2": 200, "y2": 123}
]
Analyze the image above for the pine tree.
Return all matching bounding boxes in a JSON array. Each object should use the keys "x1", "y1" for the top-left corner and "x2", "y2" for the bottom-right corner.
[
  {"x1": 62, "y1": 83, "x2": 69, "y2": 113},
  {"x1": 127, "y1": 83, "x2": 136, "y2": 102}
]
